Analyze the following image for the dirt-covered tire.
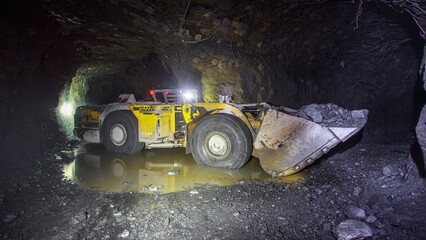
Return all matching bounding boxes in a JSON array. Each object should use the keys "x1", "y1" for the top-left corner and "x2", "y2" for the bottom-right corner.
[
  {"x1": 190, "y1": 113, "x2": 252, "y2": 169},
  {"x1": 101, "y1": 111, "x2": 145, "y2": 154}
]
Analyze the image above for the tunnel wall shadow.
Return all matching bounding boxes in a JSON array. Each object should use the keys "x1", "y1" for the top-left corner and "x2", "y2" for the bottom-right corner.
[{"x1": 410, "y1": 141, "x2": 426, "y2": 178}]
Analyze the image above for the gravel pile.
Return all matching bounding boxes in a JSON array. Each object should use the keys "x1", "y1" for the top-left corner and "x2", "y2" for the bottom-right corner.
[{"x1": 295, "y1": 103, "x2": 368, "y2": 128}]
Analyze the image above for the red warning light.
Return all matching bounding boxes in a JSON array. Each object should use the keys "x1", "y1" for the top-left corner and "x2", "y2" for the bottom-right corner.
[
  {"x1": 149, "y1": 90, "x2": 154, "y2": 95},
  {"x1": 165, "y1": 91, "x2": 169, "y2": 95}
]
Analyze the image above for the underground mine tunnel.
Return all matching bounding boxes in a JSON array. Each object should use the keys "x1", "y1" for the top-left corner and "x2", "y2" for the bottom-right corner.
[{"x1": 1, "y1": 0, "x2": 425, "y2": 239}]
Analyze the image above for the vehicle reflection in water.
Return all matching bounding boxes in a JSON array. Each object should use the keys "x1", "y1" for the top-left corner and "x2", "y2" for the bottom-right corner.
[{"x1": 63, "y1": 144, "x2": 305, "y2": 194}]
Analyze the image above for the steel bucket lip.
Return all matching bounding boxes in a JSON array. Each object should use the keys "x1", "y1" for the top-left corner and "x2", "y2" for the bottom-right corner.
[{"x1": 254, "y1": 109, "x2": 368, "y2": 177}]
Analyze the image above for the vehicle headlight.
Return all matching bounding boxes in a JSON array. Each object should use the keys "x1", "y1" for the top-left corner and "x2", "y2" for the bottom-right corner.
[
  {"x1": 60, "y1": 102, "x2": 73, "y2": 116},
  {"x1": 183, "y1": 92, "x2": 194, "y2": 101}
]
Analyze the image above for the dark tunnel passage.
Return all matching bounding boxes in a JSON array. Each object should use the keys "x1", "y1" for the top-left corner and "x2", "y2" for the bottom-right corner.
[
  {"x1": 80, "y1": 54, "x2": 179, "y2": 106},
  {"x1": 0, "y1": 0, "x2": 425, "y2": 239}
]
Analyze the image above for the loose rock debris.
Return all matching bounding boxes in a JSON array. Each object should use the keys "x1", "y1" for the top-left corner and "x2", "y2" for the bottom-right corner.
[
  {"x1": 295, "y1": 103, "x2": 368, "y2": 127},
  {"x1": 0, "y1": 142, "x2": 425, "y2": 239}
]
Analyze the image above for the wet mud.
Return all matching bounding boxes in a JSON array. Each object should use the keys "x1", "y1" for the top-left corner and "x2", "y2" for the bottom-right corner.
[{"x1": 64, "y1": 144, "x2": 304, "y2": 194}]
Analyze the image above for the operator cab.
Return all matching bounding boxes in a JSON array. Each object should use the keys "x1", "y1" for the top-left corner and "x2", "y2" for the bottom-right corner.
[{"x1": 150, "y1": 89, "x2": 198, "y2": 104}]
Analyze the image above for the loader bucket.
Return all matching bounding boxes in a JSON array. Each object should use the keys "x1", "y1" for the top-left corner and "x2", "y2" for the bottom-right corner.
[{"x1": 253, "y1": 109, "x2": 367, "y2": 177}]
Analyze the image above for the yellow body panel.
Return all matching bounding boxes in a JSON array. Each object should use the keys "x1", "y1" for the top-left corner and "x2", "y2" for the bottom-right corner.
[
  {"x1": 130, "y1": 105, "x2": 177, "y2": 142},
  {"x1": 135, "y1": 112, "x2": 156, "y2": 139},
  {"x1": 126, "y1": 102, "x2": 261, "y2": 148},
  {"x1": 157, "y1": 115, "x2": 172, "y2": 137}
]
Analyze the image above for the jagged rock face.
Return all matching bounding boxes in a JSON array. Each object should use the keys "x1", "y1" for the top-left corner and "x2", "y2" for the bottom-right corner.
[
  {"x1": 416, "y1": 45, "x2": 426, "y2": 163},
  {"x1": 0, "y1": 1, "x2": 80, "y2": 169},
  {"x1": 0, "y1": 0, "x2": 425, "y2": 169}
]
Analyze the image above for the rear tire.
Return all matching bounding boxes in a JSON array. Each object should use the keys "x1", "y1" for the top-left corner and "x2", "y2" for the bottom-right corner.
[
  {"x1": 101, "y1": 111, "x2": 145, "y2": 154},
  {"x1": 191, "y1": 114, "x2": 252, "y2": 169}
]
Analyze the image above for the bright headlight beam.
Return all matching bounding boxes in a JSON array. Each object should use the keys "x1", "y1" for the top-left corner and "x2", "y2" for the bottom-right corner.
[
  {"x1": 60, "y1": 102, "x2": 73, "y2": 116},
  {"x1": 183, "y1": 92, "x2": 194, "y2": 100}
]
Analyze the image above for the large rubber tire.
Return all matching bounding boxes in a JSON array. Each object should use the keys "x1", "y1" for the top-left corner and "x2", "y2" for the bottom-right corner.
[
  {"x1": 191, "y1": 114, "x2": 252, "y2": 169},
  {"x1": 101, "y1": 111, "x2": 145, "y2": 154}
]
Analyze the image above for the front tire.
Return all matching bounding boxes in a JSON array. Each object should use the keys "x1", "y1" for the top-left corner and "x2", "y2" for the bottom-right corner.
[
  {"x1": 191, "y1": 114, "x2": 252, "y2": 169},
  {"x1": 101, "y1": 111, "x2": 145, "y2": 154}
]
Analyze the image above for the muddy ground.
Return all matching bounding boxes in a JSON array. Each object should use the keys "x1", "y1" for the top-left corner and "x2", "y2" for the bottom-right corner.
[{"x1": 1, "y1": 138, "x2": 425, "y2": 240}]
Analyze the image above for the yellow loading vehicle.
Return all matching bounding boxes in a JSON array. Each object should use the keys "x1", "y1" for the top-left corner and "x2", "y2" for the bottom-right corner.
[{"x1": 74, "y1": 89, "x2": 367, "y2": 177}]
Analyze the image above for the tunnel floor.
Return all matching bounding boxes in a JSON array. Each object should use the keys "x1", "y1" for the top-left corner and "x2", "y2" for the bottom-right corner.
[
  {"x1": 1, "y1": 141, "x2": 425, "y2": 239},
  {"x1": 63, "y1": 145, "x2": 305, "y2": 194}
]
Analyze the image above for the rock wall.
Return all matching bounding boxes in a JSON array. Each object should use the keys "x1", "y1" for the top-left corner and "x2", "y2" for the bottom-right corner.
[
  {"x1": 0, "y1": 1, "x2": 80, "y2": 171},
  {"x1": 415, "y1": 44, "x2": 426, "y2": 166}
]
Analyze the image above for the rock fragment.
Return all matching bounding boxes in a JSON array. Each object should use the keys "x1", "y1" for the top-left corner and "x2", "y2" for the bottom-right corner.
[
  {"x1": 120, "y1": 229, "x2": 130, "y2": 238},
  {"x1": 163, "y1": 217, "x2": 170, "y2": 226},
  {"x1": 334, "y1": 219, "x2": 372, "y2": 240},
  {"x1": 351, "y1": 110, "x2": 366, "y2": 119},
  {"x1": 189, "y1": 190, "x2": 199, "y2": 195},
  {"x1": 71, "y1": 212, "x2": 88, "y2": 224},
  {"x1": 382, "y1": 165, "x2": 397, "y2": 176},
  {"x1": 366, "y1": 215, "x2": 377, "y2": 223},
  {"x1": 374, "y1": 221, "x2": 385, "y2": 229},
  {"x1": 3, "y1": 214, "x2": 17, "y2": 223},
  {"x1": 303, "y1": 104, "x2": 323, "y2": 123},
  {"x1": 322, "y1": 223, "x2": 331, "y2": 232},
  {"x1": 352, "y1": 187, "x2": 361, "y2": 197},
  {"x1": 345, "y1": 206, "x2": 366, "y2": 220},
  {"x1": 278, "y1": 216, "x2": 290, "y2": 225},
  {"x1": 315, "y1": 188, "x2": 323, "y2": 195}
]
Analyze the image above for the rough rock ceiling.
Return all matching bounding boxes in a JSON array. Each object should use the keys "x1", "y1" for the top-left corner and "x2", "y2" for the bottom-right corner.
[{"x1": 41, "y1": 0, "x2": 425, "y2": 66}]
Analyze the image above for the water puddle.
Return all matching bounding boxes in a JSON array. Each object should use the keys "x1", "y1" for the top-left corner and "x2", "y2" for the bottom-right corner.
[{"x1": 63, "y1": 143, "x2": 305, "y2": 194}]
